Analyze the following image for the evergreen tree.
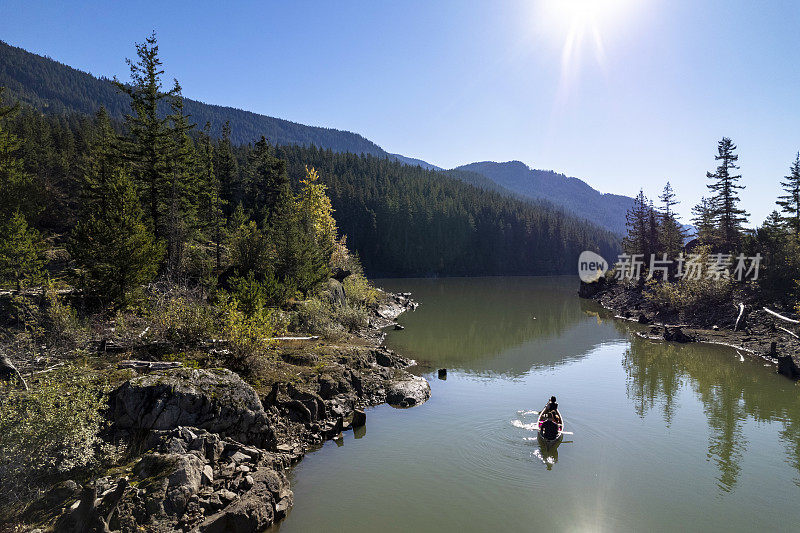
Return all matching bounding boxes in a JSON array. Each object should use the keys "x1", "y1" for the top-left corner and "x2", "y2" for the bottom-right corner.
[
  {"x1": 81, "y1": 107, "x2": 119, "y2": 212},
  {"x1": 113, "y1": 32, "x2": 176, "y2": 240},
  {"x1": 0, "y1": 88, "x2": 38, "y2": 220},
  {"x1": 706, "y1": 137, "x2": 748, "y2": 250},
  {"x1": 777, "y1": 152, "x2": 800, "y2": 235},
  {"x1": 623, "y1": 190, "x2": 651, "y2": 257},
  {"x1": 163, "y1": 80, "x2": 199, "y2": 275},
  {"x1": 215, "y1": 121, "x2": 240, "y2": 221},
  {"x1": 70, "y1": 168, "x2": 164, "y2": 308},
  {"x1": 270, "y1": 197, "x2": 330, "y2": 297},
  {"x1": 246, "y1": 137, "x2": 290, "y2": 225},
  {"x1": 692, "y1": 197, "x2": 716, "y2": 245},
  {"x1": 198, "y1": 123, "x2": 225, "y2": 269},
  {"x1": 0, "y1": 210, "x2": 45, "y2": 290},
  {"x1": 658, "y1": 181, "x2": 685, "y2": 256}
]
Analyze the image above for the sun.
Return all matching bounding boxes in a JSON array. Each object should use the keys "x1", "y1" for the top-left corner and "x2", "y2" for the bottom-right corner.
[
  {"x1": 547, "y1": 0, "x2": 632, "y2": 30},
  {"x1": 534, "y1": 0, "x2": 636, "y2": 101}
]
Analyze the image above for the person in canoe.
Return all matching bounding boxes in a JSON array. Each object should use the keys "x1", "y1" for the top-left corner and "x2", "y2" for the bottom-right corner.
[{"x1": 542, "y1": 396, "x2": 560, "y2": 422}]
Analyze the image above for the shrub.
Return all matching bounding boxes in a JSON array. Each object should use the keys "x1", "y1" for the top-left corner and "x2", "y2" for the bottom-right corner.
[
  {"x1": 0, "y1": 365, "x2": 115, "y2": 513},
  {"x1": 218, "y1": 298, "x2": 276, "y2": 373},
  {"x1": 343, "y1": 272, "x2": 379, "y2": 306},
  {"x1": 148, "y1": 288, "x2": 215, "y2": 346},
  {"x1": 292, "y1": 297, "x2": 344, "y2": 339},
  {"x1": 42, "y1": 282, "x2": 86, "y2": 348}
]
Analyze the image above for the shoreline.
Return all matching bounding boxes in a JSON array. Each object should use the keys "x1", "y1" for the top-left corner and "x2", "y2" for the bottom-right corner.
[
  {"x1": 581, "y1": 280, "x2": 800, "y2": 379},
  {"x1": 15, "y1": 290, "x2": 429, "y2": 532}
]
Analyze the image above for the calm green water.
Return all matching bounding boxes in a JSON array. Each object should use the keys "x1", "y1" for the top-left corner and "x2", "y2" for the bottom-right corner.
[{"x1": 272, "y1": 277, "x2": 800, "y2": 532}]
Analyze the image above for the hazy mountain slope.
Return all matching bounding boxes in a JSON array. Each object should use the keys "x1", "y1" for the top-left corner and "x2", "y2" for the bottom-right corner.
[
  {"x1": 0, "y1": 39, "x2": 391, "y2": 154},
  {"x1": 456, "y1": 161, "x2": 634, "y2": 234},
  {"x1": 389, "y1": 153, "x2": 443, "y2": 171}
]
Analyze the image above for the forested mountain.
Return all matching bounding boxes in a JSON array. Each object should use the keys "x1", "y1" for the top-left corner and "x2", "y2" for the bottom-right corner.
[
  {"x1": 1, "y1": 104, "x2": 620, "y2": 277},
  {"x1": 456, "y1": 161, "x2": 635, "y2": 234},
  {"x1": 0, "y1": 39, "x2": 636, "y2": 236},
  {"x1": 0, "y1": 39, "x2": 388, "y2": 154},
  {"x1": 0, "y1": 37, "x2": 622, "y2": 277}
]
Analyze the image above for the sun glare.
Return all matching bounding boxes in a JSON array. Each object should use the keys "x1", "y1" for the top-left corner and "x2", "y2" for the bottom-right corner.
[{"x1": 536, "y1": 0, "x2": 636, "y2": 103}]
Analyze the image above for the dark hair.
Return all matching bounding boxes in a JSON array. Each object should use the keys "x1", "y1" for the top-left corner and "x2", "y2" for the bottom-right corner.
[{"x1": 550, "y1": 396, "x2": 557, "y2": 403}]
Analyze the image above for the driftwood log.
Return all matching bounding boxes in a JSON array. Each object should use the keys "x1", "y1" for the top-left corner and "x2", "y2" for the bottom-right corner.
[
  {"x1": 117, "y1": 360, "x2": 183, "y2": 371},
  {"x1": 763, "y1": 307, "x2": 800, "y2": 324},
  {"x1": 0, "y1": 354, "x2": 28, "y2": 390}
]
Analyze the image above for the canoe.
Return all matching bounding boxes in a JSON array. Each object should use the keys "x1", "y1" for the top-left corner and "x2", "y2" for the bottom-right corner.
[{"x1": 537, "y1": 409, "x2": 564, "y2": 448}]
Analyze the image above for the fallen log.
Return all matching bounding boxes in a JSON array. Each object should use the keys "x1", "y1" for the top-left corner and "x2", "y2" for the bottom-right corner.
[
  {"x1": 763, "y1": 307, "x2": 800, "y2": 324},
  {"x1": 734, "y1": 303, "x2": 745, "y2": 331},
  {"x1": 117, "y1": 360, "x2": 183, "y2": 370},
  {"x1": 778, "y1": 326, "x2": 800, "y2": 340},
  {"x1": 0, "y1": 355, "x2": 28, "y2": 390}
]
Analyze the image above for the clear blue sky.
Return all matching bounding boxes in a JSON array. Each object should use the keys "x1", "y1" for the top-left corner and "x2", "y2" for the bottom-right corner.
[{"x1": 2, "y1": 0, "x2": 799, "y2": 223}]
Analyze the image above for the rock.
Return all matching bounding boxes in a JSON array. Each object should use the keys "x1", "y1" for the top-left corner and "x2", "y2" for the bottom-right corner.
[
  {"x1": 322, "y1": 278, "x2": 346, "y2": 308},
  {"x1": 110, "y1": 368, "x2": 275, "y2": 449},
  {"x1": 217, "y1": 489, "x2": 237, "y2": 502},
  {"x1": 199, "y1": 467, "x2": 292, "y2": 533},
  {"x1": 133, "y1": 452, "x2": 205, "y2": 517},
  {"x1": 664, "y1": 326, "x2": 694, "y2": 343},
  {"x1": 201, "y1": 465, "x2": 214, "y2": 486},
  {"x1": 386, "y1": 375, "x2": 431, "y2": 407},
  {"x1": 437, "y1": 368, "x2": 447, "y2": 380},
  {"x1": 351, "y1": 409, "x2": 366, "y2": 428},
  {"x1": 578, "y1": 277, "x2": 606, "y2": 298},
  {"x1": 229, "y1": 451, "x2": 250, "y2": 464}
]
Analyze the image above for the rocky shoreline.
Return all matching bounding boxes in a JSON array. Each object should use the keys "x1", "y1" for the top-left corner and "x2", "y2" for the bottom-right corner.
[
  {"x1": 23, "y1": 292, "x2": 428, "y2": 533},
  {"x1": 580, "y1": 279, "x2": 800, "y2": 379}
]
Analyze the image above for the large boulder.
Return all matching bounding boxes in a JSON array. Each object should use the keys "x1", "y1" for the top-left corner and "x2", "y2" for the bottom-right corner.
[
  {"x1": 198, "y1": 467, "x2": 292, "y2": 533},
  {"x1": 133, "y1": 452, "x2": 205, "y2": 517},
  {"x1": 110, "y1": 368, "x2": 275, "y2": 449},
  {"x1": 386, "y1": 375, "x2": 431, "y2": 407}
]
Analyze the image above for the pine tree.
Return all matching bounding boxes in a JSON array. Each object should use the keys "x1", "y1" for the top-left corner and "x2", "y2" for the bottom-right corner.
[
  {"x1": 270, "y1": 198, "x2": 330, "y2": 297},
  {"x1": 215, "y1": 121, "x2": 240, "y2": 221},
  {"x1": 246, "y1": 137, "x2": 290, "y2": 225},
  {"x1": 113, "y1": 32, "x2": 176, "y2": 240},
  {"x1": 163, "y1": 80, "x2": 199, "y2": 275},
  {"x1": 198, "y1": 123, "x2": 225, "y2": 269},
  {"x1": 692, "y1": 197, "x2": 716, "y2": 245},
  {"x1": 70, "y1": 168, "x2": 164, "y2": 308},
  {"x1": 81, "y1": 107, "x2": 119, "y2": 212},
  {"x1": 658, "y1": 181, "x2": 686, "y2": 256},
  {"x1": 623, "y1": 190, "x2": 651, "y2": 257},
  {"x1": 0, "y1": 210, "x2": 45, "y2": 290},
  {"x1": 706, "y1": 137, "x2": 748, "y2": 250},
  {"x1": 777, "y1": 152, "x2": 800, "y2": 236},
  {"x1": 0, "y1": 87, "x2": 38, "y2": 220}
]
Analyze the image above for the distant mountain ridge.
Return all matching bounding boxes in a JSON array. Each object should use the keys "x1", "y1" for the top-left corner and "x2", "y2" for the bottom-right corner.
[
  {"x1": 0, "y1": 39, "x2": 392, "y2": 155},
  {"x1": 455, "y1": 161, "x2": 634, "y2": 235},
  {"x1": 0, "y1": 39, "x2": 636, "y2": 235}
]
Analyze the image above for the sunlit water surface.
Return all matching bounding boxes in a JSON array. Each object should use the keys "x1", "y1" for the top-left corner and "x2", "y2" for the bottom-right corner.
[{"x1": 271, "y1": 277, "x2": 800, "y2": 532}]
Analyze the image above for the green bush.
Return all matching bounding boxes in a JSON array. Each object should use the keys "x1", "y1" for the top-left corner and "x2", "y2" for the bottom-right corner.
[
  {"x1": 293, "y1": 297, "x2": 344, "y2": 339},
  {"x1": 343, "y1": 272, "x2": 379, "y2": 306},
  {"x1": 218, "y1": 298, "x2": 277, "y2": 373},
  {"x1": 0, "y1": 366, "x2": 114, "y2": 512},
  {"x1": 148, "y1": 289, "x2": 215, "y2": 346}
]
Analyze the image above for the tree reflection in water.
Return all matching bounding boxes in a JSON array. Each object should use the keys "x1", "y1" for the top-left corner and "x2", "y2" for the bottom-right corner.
[{"x1": 622, "y1": 332, "x2": 800, "y2": 492}]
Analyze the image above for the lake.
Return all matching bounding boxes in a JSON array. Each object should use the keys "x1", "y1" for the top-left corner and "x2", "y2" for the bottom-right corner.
[{"x1": 272, "y1": 276, "x2": 800, "y2": 532}]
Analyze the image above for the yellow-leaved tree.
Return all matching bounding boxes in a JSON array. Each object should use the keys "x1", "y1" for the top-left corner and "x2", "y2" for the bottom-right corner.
[{"x1": 296, "y1": 166, "x2": 338, "y2": 255}]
